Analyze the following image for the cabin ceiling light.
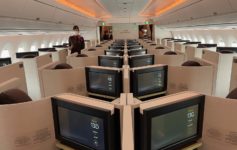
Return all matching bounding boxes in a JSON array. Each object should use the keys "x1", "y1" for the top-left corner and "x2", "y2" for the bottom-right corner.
[
  {"x1": 140, "y1": 0, "x2": 188, "y2": 17},
  {"x1": 56, "y1": 0, "x2": 111, "y2": 19}
]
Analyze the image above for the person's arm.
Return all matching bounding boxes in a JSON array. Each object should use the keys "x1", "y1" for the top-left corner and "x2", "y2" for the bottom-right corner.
[
  {"x1": 69, "y1": 36, "x2": 73, "y2": 50},
  {"x1": 81, "y1": 37, "x2": 85, "y2": 49}
]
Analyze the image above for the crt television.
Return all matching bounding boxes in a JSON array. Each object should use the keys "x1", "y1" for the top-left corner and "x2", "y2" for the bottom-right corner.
[
  {"x1": 51, "y1": 96, "x2": 121, "y2": 150},
  {"x1": 0, "y1": 57, "x2": 12, "y2": 67},
  {"x1": 98, "y1": 55, "x2": 124, "y2": 68},
  {"x1": 128, "y1": 49, "x2": 147, "y2": 56},
  {"x1": 86, "y1": 66, "x2": 123, "y2": 101},
  {"x1": 134, "y1": 93, "x2": 205, "y2": 150},
  {"x1": 130, "y1": 65, "x2": 168, "y2": 100},
  {"x1": 104, "y1": 50, "x2": 124, "y2": 56},
  {"x1": 16, "y1": 52, "x2": 39, "y2": 58},
  {"x1": 129, "y1": 54, "x2": 154, "y2": 68}
]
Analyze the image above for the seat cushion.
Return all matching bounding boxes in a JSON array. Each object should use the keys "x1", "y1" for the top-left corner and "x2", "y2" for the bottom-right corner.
[
  {"x1": 0, "y1": 89, "x2": 32, "y2": 104},
  {"x1": 54, "y1": 63, "x2": 73, "y2": 69},
  {"x1": 88, "y1": 48, "x2": 96, "y2": 51},
  {"x1": 164, "y1": 51, "x2": 177, "y2": 55},
  {"x1": 182, "y1": 61, "x2": 202, "y2": 66},
  {"x1": 156, "y1": 47, "x2": 165, "y2": 49},
  {"x1": 77, "y1": 54, "x2": 88, "y2": 57},
  {"x1": 226, "y1": 88, "x2": 237, "y2": 99}
]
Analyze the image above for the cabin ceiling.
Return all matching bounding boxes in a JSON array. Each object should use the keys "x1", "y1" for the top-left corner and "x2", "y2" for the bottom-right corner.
[
  {"x1": 98, "y1": 0, "x2": 149, "y2": 23},
  {"x1": 0, "y1": 0, "x2": 237, "y2": 34}
]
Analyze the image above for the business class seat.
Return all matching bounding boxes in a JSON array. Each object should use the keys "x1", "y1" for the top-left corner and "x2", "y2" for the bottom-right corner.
[{"x1": 0, "y1": 89, "x2": 32, "y2": 104}]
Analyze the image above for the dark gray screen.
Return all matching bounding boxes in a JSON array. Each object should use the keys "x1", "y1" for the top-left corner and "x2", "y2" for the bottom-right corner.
[
  {"x1": 58, "y1": 107, "x2": 105, "y2": 150},
  {"x1": 137, "y1": 70, "x2": 164, "y2": 93},
  {"x1": 151, "y1": 105, "x2": 199, "y2": 150},
  {"x1": 89, "y1": 72, "x2": 115, "y2": 93}
]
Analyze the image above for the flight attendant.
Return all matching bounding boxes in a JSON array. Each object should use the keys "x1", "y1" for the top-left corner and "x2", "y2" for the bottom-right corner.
[{"x1": 69, "y1": 25, "x2": 85, "y2": 54}]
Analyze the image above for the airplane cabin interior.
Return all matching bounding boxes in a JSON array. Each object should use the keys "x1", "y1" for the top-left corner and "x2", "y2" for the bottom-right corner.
[{"x1": 0, "y1": 0, "x2": 237, "y2": 150}]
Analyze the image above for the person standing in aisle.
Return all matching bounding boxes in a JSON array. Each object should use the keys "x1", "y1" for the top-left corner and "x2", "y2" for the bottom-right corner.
[{"x1": 69, "y1": 25, "x2": 85, "y2": 54}]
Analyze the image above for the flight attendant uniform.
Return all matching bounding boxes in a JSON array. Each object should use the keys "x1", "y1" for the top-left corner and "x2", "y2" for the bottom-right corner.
[{"x1": 69, "y1": 35, "x2": 85, "y2": 54}]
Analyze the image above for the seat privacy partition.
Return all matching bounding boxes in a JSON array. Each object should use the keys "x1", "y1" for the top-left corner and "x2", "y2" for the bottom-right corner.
[
  {"x1": 0, "y1": 62, "x2": 27, "y2": 93},
  {"x1": 16, "y1": 54, "x2": 53, "y2": 100},
  {"x1": 202, "y1": 49, "x2": 237, "y2": 97},
  {"x1": 39, "y1": 62, "x2": 87, "y2": 98},
  {"x1": 167, "y1": 58, "x2": 216, "y2": 95}
]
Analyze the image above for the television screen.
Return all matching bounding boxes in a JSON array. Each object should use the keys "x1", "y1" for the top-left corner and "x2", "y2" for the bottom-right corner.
[
  {"x1": 16, "y1": 52, "x2": 39, "y2": 58},
  {"x1": 38, "y1": 48, "x2": 57, "y2": 52},
  {"x1": 129, "y1": 54, "x2": 154, "y2": 68},
  {"x1": 128, "y1": 49, "x2": 147, "y2": 56},
  {"x1": 127, "y1": 45, "x2": 143, "y2": 50},
  {"x1": 98, "y1": 56, "x2": 123, "y2": 68},
  {"x1": 52, "y1": 97, "x2": 121, "y2": 150},
  {"x1": 86, "y1": 67, "x2": 122, "y2": 100},
  {"x1": 130, "y1": 65, "x2": 168, "y2": 100},
  {"x1": 109, "y1": 46, "x2": 124, "y2": 50},
  {"x1": 134, "y1": 94, "x2": 205, "y2": 150},
  {"x1": 0, "y1": 57, "x2": 12, "y2": 67},
  {"x1": 105, "y1": 50, "x2": 124, "y2": 56}
]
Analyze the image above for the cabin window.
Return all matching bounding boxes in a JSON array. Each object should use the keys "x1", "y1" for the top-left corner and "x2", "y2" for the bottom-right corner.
[
  {"x1": 201, "y1": 39, "x2": 205, "y2": 43},
  {"x1": 1, "y1": 50, "x2": 10, "y2": 58},
  {"x1": 218, "y1": 41, "x2": 225, "y2": 47},
  {"x1": 41, "y1": 43, "x2": 45, "y2": 48},
  {"x1": 30, "y1": 45, "x2": 37, "y2": 51},
  {"x1": 193, "y1": 37, "x2": 198, "y2": 42},
  {"x1": 209, "y1": 39, "x2": 214, "y2": 44},
  {"x1": 18, "y1": 47, "x2": 25, "y2": 52},
  {"x1": 56, "y1": 41, "x2": 59, "y2": 45},
  {"x1": 232, "y1": 42, "x2": 237, "y2": 47},
  {"x1": 49, "y1": 42, "x2": 53, "y2": 47}
]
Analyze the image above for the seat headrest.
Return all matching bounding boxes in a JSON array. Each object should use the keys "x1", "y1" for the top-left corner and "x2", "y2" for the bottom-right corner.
[
  {"x1": 0, "y1": 89, "x2": 32, "y2": 104},
  {"x1": 164, "y1": 51, "x2": 177, "y2": 55},
  {"x1": 182, "y1": 61, "x2": 202, "y2": 66},
  {"x1": 54, "y1": 63, "x2": 73, "y2": 69},
  {"x1": 226, "y1": 88, "x2": 237, "y2": 99},
  {"x1": 220, "y1": 50, "x2": 234, "y2": 54},
  {"x1": 156, "y1": 47, "x2": 165, "y2": 49},
  {"x1": 88, "y1": 48, "x2": 96, "y2": 51},
  {"x1": 77, "y1": 54, "x2": 88, "y2": 57}
]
